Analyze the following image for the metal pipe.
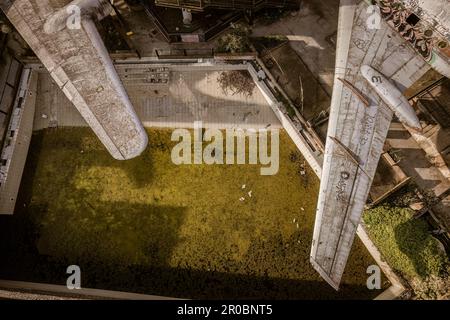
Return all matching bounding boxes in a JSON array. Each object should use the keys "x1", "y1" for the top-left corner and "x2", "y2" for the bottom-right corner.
[{"x1": 43, "y1": 0, "x2": 113, "y2": 34}]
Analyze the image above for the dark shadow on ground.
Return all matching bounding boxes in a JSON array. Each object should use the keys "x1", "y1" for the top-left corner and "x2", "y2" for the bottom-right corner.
[
  {"x1": 0, "y1": 201, "x2": 383, "y2": 300},
  {"x1": 108, "y1": 265, "x2": 377, "y2": 300},
  {"x1": 395, "y1": 219, "x2": 427, "y2": 277},
  {"x1": 29, "y1": 128, "x2": 156, "y2": 188},
  {"x1": 387, "y1": 122, "x2": 444, "y2": 191},
  {"x1": 0, "y1": 200, "x2": 187, "y2": 291},
  {"x1": 0, "y1": 219, "x2": 381, "y2": 300}
]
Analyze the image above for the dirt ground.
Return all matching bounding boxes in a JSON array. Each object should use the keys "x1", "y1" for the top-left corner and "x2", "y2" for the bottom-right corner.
[
  {"x1": 252, "y1": 0, "x2": 340, "y2": 95},
  {"x1": 261, "y1": 42, "x2": 331, "y2": 123}
]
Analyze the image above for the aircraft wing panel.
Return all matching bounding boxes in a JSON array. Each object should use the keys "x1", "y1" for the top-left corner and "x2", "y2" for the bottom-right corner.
[{"x1": 310, "y1": 0, "x2": 430, "y2": 289}]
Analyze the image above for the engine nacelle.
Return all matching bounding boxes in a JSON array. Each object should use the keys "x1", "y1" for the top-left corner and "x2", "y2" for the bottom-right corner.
[{"x1": 361, "y1": 65, "x2": 422, "y2": 131}]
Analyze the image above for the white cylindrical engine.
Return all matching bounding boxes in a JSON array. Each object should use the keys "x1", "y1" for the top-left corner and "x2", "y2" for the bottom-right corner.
[{"x1": 361, "y1": 65, "x2": 422, "y2": 131}]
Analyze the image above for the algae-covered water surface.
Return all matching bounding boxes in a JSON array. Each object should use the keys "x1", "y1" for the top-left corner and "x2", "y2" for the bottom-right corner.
[{"x1": 0, "y1": 128, "x2": 387, "y2": 299}]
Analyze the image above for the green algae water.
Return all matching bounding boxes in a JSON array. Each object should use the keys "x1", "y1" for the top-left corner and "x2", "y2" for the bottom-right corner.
[{"x1": 0, "y1": 128, "x2": 387, "y2": 299}]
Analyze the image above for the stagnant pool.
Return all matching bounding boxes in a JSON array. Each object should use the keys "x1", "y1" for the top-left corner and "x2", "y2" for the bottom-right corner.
[{"x1": 0, "y1": 128, "x2": 388, "y2": 299}]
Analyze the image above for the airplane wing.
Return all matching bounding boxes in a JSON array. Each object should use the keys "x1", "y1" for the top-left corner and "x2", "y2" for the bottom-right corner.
[
  {"x1": 310, "y1": 0, "x2": 431, "y2": 290},
  {"x1": 1, "y1": 0, "x2": 148, "y2": 160}
]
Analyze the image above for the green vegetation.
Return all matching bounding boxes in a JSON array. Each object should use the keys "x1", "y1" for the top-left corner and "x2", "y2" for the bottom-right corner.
[
  {"x1": 216, "y1": 23, "x2": 252, "y2": 54},
  {"x1": 217, "y1": 70, "x2": 256, "y2": 97},
  {"x1": 0, "y1": 128, "x2": 383, "y2": 299},
  {"x1": 363, "y1": 206, "x2": 448, "y2": 279}
]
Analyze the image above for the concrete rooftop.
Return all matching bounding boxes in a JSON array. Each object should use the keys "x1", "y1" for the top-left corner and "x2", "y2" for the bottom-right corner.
[{"x1": 33, "y1": 64, "x2": 281, "y2": 131}]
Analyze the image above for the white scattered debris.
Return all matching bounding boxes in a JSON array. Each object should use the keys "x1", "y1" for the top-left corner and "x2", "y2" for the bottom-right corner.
[
  {"x1": 248, "y1": 191, "x2": 253, "y2": 198},
  {"x1": 239, "y1": 197, "x2": 245, "y2": 202},
  {"x1": 300, "y1": 207, "x2": 305, "y2": 211},
  {"x1": 257, "y1": 70, "x2": 266, "y2": 80},
  {"x1": 242, "y1": 184, "x2": 246, "y2": 189},
  {"x1": 41, "y1": 113, "x2": 48, "y2": 119},
  {"x1": 409, "y1": 202, "x2": 424, "y2": 211},
  {"x1": 293, "y1": 218, "x2": 297, "y2": 223},
  {"x1": 296, "y1": 223, "x2": 299, "y2": 229}
]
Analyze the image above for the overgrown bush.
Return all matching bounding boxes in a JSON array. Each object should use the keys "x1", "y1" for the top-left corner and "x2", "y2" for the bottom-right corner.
[
  {"x1": 216, "y1": 23, "x2": 252, "y2": 54},
  {"x1": 363, "y1": 206, "x2": 448, "y2": 280},
  {"x1": 387, "y1": 183, "x2": 438, "y2": 208},
  {"x1": 410, "y1": 275, "x2": 450, "y2": 300}
]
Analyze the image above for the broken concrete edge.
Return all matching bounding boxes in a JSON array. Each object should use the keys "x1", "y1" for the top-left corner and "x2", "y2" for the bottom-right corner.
[
  {"x1": 0, "y1": 280, "x2": 183, "y2": 300},
  {"x1": 246, "y1": 62, "x2": 323, "y2": 177},
  {"x1": 252, "y1": 55, "x2": 325, "y2": 153},
  {"x1": 368, "y1": 176, "x2": 411, "y2": 209}
]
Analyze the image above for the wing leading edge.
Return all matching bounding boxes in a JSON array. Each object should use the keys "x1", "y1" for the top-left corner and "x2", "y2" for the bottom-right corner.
[{"x1": 310, "y1": 0, "x2": 430, "y2": 290}]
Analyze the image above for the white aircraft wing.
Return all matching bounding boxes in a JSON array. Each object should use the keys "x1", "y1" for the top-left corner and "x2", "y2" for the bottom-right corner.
[{"x1": 310, "y1": 0, "x2": 430, "y2": 290}]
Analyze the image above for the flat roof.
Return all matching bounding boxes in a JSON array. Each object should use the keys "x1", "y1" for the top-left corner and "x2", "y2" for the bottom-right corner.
[{"x1": 33, "y1": 64, "x2": 281, "y2": 131}]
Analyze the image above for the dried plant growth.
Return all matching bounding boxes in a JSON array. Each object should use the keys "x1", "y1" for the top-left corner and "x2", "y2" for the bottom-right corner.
[{"x1": 217, "y1": 70, "x2": 255, "y2": 97}]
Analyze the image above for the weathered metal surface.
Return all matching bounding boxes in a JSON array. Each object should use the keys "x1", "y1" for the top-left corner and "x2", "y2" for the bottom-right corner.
[
  {"x1": 0, "y1": 0, "x2": 147, "y2": 160},
  {"x1": 361, "y1": 65, "x2": 421, "y2": 130},
  {"x1": 374, "y1": 0, "x2": 450, "y2": 78},
  {"x1": 0, "y1": 69, "x2": 35, "y2": 215},
  {"x1": 310, "y1": 0, "x2": 435, "y2": 290}
]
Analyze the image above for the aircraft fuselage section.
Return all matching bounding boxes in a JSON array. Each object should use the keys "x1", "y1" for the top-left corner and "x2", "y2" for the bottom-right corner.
[{"x1": 361, "y1": 65, "x2": 422, "y2": 131}]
